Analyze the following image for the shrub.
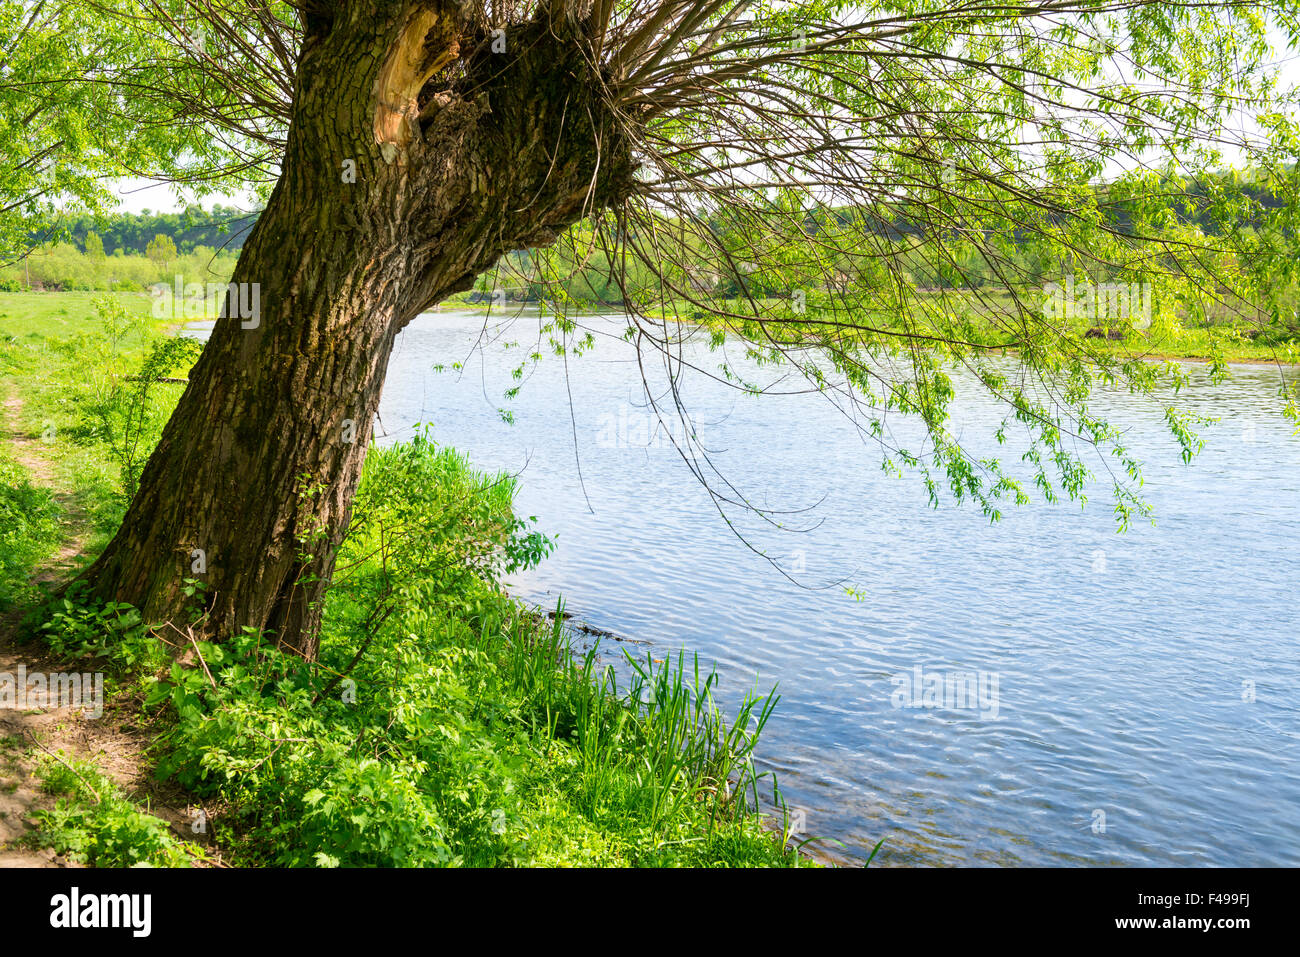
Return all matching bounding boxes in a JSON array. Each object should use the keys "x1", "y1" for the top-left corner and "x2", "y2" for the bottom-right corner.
[{"x1": 31, "y1": 757, "x2": 196, "y2": 867}]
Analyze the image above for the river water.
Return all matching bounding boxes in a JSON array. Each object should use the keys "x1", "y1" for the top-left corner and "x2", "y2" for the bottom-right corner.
[{"x1": 262, "y1": 306, "x2": 1300, "y2": 865}]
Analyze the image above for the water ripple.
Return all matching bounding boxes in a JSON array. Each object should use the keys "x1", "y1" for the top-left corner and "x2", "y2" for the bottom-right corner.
[{"x1": 379, "y1": 308, "x2": 1300, "y2": 867}]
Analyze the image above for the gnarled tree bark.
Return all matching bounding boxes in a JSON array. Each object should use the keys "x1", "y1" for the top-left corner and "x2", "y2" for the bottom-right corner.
[{"x1": 81, "y1": 2, "x2": 637, "y2": 659}]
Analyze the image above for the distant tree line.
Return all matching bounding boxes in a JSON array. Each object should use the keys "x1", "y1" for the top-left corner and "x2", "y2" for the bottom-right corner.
[
  {"x1": 18, "y1": 165, "x2": 1296, "y2": 307},
  {"x1": 60, "y1": 206, "x2": 261, "y2": 257}
]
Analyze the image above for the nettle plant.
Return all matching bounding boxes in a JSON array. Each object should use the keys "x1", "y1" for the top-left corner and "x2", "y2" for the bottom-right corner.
[
  {"x1": 38, "y1": 583, "x2": 169, "y2": 675},
  {"x1": 329, "y1": 431, "x2": 553, "y2": 631}
]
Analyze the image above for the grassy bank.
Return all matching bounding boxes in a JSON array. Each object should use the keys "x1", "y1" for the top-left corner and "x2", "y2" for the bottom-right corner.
[
  {"x1": 0, "y1": 291, "x2": 196, "y2": 559},
  {"x1": 649, "y1": 292, "x2": 1300, "y2": 366},
  {"x1": 437, "y1": 289, "x2": 1300, "y2": 365},
  {"x1": 0, "y1": 293, "x2": 806, "y2": 867}
]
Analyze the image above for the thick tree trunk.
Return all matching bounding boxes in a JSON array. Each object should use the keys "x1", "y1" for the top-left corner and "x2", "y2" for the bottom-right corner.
[{"x1": 80, "y1": 3, "x2": 635, "y2": 659}]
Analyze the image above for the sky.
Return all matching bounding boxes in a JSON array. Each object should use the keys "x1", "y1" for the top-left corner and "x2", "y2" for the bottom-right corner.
[{"x1": 111, "y1": 178, "x2": 256, "y2": 216}]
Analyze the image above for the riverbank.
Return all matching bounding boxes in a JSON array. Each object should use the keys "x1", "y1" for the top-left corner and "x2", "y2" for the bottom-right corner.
[
  {"x1": 8, "y1": 288, "x2": 1296, "y2": 367},
  {"x1": 0, "y1": 293, "x2": 808, "y2": 867},
  {"x1": 440, "y1": 290, "x2": 1300, "y2": 366}
]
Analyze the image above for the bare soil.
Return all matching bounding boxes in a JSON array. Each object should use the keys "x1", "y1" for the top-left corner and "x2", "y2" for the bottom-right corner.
[{"x1": 0, "y1": 392, "x2": 219, "y2": 867}]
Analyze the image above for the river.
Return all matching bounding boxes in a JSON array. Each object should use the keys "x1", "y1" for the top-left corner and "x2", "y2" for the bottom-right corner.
[{"x1": 204, "y1": 305, "x2": 1300, "y2": 865}]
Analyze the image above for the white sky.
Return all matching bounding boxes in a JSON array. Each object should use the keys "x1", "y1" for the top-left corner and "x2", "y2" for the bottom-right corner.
[{"x1": 110, "y1": 178, "x2": 256, "y2": 216}]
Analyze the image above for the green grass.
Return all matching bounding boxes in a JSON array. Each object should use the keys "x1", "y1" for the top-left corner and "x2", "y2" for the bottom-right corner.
[
  {"x1": 104, "y1": 436, "x2": 800, "y2": 867},
  {"x1": 0, "y1": 447, "x2": 62, "y2": 608},
  {"x1": 0, "y1": 291, "x2": 156, "y2": 340},
  {"x1": 2, "y1": 291, "x2": 810, "y2": 868},
  {"x1": 0, "y1": 292, "x2": 197, "y2": 555},
  {"x1": 1064, "y1": 322, "x2": 1300, "y2": 364},
  {"x1": 642, "y1": 290, "x2": 1300, "y2": 365}
]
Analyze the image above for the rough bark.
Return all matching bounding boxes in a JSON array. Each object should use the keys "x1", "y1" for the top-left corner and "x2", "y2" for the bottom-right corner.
[{"x1": 81, "y1": 2, "x2": 637, "y2": 659}]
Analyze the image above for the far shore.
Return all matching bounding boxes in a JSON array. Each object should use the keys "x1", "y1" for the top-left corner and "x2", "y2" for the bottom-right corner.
[
  {"x1": 4, "y1": 288, "x2": 1296, "y2": 367},
  {"x1": 433, "y1": 294, "x2": 1300, "y2": 367}
]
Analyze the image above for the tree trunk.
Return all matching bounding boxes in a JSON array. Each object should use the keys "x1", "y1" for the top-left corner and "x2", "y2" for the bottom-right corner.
[{"x1": 80, "y1": 3, "x2": 635, "y2": 659}]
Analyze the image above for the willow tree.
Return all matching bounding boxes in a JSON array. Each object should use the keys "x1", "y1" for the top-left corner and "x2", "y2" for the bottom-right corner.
[{"x1": 18, "y1": 0, "x2": 1299, "y2": 658}]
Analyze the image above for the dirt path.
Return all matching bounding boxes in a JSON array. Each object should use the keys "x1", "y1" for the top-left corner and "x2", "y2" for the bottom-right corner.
[
  {"x1": 0, "y1": 393, "x2": 212, "y2": 867},
  {"x1": 1, "y1": 395, "x2": 88, "y2": 586}
]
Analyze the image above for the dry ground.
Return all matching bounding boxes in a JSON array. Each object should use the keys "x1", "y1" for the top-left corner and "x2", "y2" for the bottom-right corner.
[{"x1": 0, "y1": 392, "x2": 217, "y2": 867}]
